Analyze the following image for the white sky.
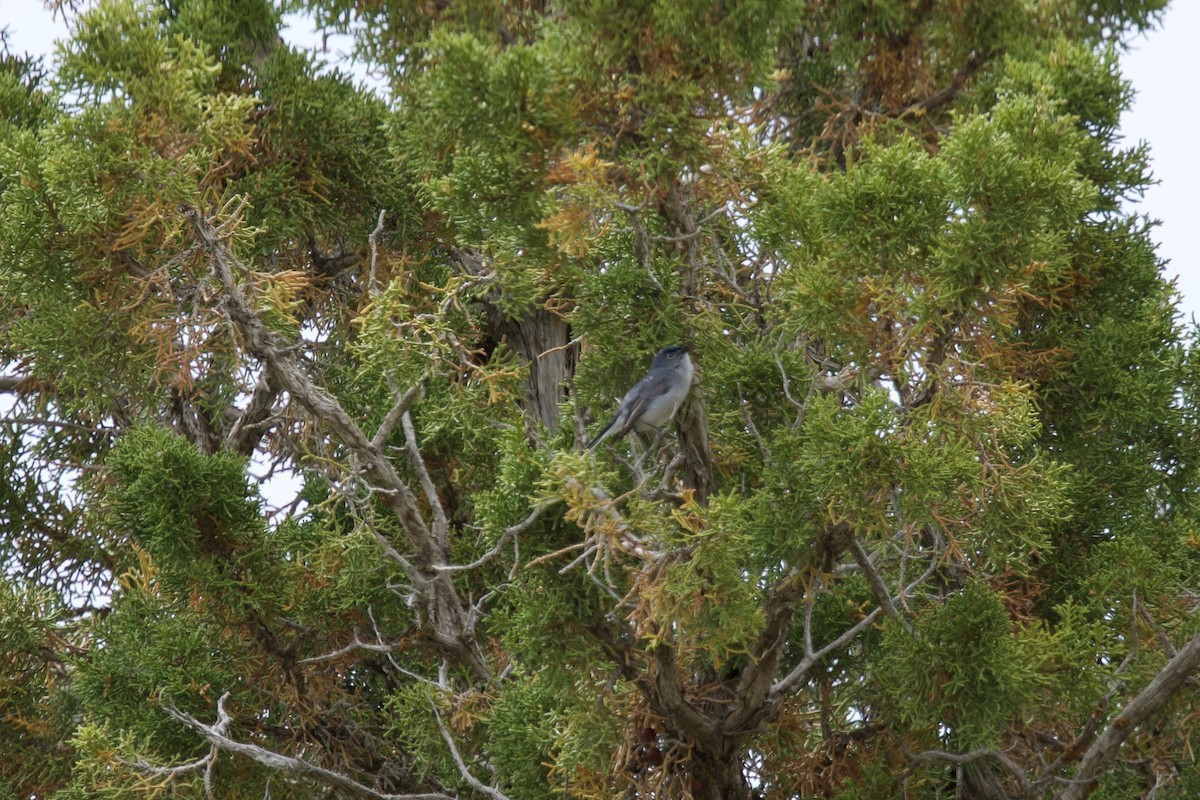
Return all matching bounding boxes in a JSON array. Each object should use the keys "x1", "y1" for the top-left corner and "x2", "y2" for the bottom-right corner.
[
  {"x1": 1121, "y1": 1, "x2": 1200, "y2": 325},
  {"x1": 0, "y1": 0, "x2": 1196, "y2": 324}
]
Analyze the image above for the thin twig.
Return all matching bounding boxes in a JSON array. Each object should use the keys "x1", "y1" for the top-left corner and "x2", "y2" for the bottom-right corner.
[
  {"x1": 526, "y1": 540, "x2": 588, "y2": 569},
  {"x1": 400, "y1": 410, "x2": 449, "y2": 547},
  {"x1": 537, "y1": 336, "x2": 582, "y2": 359},
  {"x1": 771, "y1": 549, "x2": 939, "y2": 698},
  {"x1": 850, "y1": 537, "x2": 905, "y2": 627},
  {"x1": 372, "y1": 384, "x2": 421, "y2": 449},
  {"x1": 433, "y1": 501, "x2": 553, "y2": 573},
  {"x1": 226, "y1": 371, "x2": 279, "y2": 455},
  {"x1": 368, "y1": 208, "x2": 386, "y2": 295},
  {"x1": 431, "y1": 703, "x2": 512, "y2": 800},
  {"x1": 0, "y1": 417, "x2": 112, "y2": 434},
  {"x1": 908, "y1": 747, "x2": 1030, "y2": 795},
  {"x1": 298, "y1": 632, "x2": 396, "y2": 665}
]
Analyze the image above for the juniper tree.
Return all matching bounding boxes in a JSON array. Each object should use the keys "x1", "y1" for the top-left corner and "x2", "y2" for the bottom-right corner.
[{"x1": 2, "y1": 1, "x2": 1199, "y2": 799}]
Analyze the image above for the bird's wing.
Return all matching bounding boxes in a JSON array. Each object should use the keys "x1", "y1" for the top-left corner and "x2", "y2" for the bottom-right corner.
[
  {"x1": 588, "y1": 374, "x2": 663, "y2": 448},
  {"x1": 614, "y1": 373, "x2": 678, "y2": 430},
  {"x1": 629, "y1": 371, "x2": 686, "y2": 430},
  {"x1": 619, "y1": 375, "x2": 664, "y2": 415}
]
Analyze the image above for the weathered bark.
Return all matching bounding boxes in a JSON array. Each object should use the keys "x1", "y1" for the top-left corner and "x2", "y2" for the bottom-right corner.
[
  {"x1": 692, "y1": 755, "x2": 752, "y2": 800},
  {"x1": 449, "y1": 246, "x2": 574, "y2": 436},
  {"x1": 675, "y1": 390, "x2": 715, "y2": 503},
  {"x1": 187, "y1": 208, "x2": 491, "y2": 684},
  {"x1": 491, "y1": 308, "x2": 573, "y2": 435}
]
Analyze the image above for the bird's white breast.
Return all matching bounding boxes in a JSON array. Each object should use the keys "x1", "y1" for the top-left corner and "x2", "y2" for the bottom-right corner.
[{"x1": 635, "y1": 354, "x2": 694, "y2": 430}]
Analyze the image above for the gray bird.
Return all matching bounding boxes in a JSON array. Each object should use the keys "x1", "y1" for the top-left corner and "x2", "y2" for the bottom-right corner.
[{"x1": 587, "y1": 344, "x2": 694, "y2": 449}]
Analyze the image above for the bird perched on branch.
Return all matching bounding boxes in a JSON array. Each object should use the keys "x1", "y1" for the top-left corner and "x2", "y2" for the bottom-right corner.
[{"x1": 587, "y1": 344, "x2": 694, "y2": 449}]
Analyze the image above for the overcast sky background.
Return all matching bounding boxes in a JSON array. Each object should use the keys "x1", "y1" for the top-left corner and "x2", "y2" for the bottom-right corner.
[{"x1": 1, "y1": 1, "x2": 1197, "y2": 322}]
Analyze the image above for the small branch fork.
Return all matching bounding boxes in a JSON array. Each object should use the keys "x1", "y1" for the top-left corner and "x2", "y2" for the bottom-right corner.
[
  {"x1": 771, "y1": 533, "x2": 939, "y2": 700},
  {"x1": 906, "y1": 746, "x2": 1030, "y2": 796},
  {"x1": 433, "y1": 501, "x2": 552, "y2": 574},
  {"x1": 298, "y1": 630, "x2": 399, "y2": 667},
  {"x1": 225, "y1": 370, "x2": 281, "y2": 456},
  {"x1": 713, "y1": 525, "x2": 941, "y2": 743},
  {"x1": 158, "y1": 693, "x2": 468, "y2": 800},
  {"x1": 372, "y1": 384, "x2": 421, "y2": 450},
  {"x1": 124, "y1": 742, "x2": 219, "y2": 800}
]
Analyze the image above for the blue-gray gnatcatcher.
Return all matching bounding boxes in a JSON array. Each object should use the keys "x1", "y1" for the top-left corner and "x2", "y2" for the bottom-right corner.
[{"x1": 587, "y1": 344, "x2": 694, "y2": 449}]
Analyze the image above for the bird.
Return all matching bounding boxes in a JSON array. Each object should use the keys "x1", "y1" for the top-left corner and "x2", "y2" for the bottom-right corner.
[{"x1": 587, "y1": 344, "x2": 694, "y2": 449}]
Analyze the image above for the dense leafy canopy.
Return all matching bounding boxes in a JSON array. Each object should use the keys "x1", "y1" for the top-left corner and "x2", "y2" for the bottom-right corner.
[{"x1": 2, "y1": 1, "x2": 1198, "y2": 799}]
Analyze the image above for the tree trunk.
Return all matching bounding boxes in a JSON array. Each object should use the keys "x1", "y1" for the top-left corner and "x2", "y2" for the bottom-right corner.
[
  {"x1": 676, "y1": 391, "x2": 715, "y2": 503},
  {"x1": 493, "y1": 308, "x2": 573, "y2": 436},
  {"x1": 692, "y1": 753, "x2": 751, "y2": 800}
]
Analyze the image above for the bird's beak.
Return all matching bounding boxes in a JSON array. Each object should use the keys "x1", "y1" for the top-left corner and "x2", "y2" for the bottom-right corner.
[{"x1": 680, "y1": 342, "x2": 694, "y2": 353}]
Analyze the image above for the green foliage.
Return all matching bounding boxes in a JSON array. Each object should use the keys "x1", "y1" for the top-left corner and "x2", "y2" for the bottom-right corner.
[
  {"x1": 877, "y1": 582, "x2": 1034, "y2": 750},
  {"x1": 0, "y1": 0, "x2": 1197, "y2": 798},
  {"x1": 0, "y1": 47, "x2": 53, "y2": 133},
  {"x1": 0, "y1": 584, "x2": 79, "y2": 797},
  {"x1": 245, "y1": 46, "x2": 415, "y2": 251},
  {"x1": 649, "y1": 497, "x2": 764, "y2": 668},
  {"x1": 106, "y1": 426, "x2": 261, "y2": 556},
  {"x1": 74, "y1": 591, "x2": 238, "y2": 750},
  {"x1": 1017, "y1": 599, "x2": 1117, "y2": 720},
  {"x1": 486, "y1": 673, "x2": 563, "y2": 798}
]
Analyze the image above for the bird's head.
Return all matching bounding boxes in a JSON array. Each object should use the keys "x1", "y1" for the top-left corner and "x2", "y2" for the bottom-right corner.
[{"x1": 651, "y1": 343, "x2": 692, "y2": 371}]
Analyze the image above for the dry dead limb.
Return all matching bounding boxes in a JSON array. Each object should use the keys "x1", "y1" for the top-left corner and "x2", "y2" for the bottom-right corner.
[{"x1": 163, "y1": 693, "x2": 455, "y2": 800}]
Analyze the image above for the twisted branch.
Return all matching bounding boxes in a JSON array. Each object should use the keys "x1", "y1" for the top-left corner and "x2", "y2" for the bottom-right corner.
[{"x1": 185, "y1": 206, "x2": 490, "y2": 683}]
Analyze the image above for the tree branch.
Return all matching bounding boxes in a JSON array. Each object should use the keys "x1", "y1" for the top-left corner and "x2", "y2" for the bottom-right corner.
[
  {"x1": 185, "y1": 206, "x2": 490, "y2": 683},
  {"x1": 772, "y1": 607, "x2": 884, "y2": 699},
  {"x1": 400, "y1": 410, "x2": 450, "y2": 549},
  {"x1": 368, "y1": 207, "x2": 386, "y2": 296},
  {"x1": 431, "y1": 703, "x2": 513, "y2": 800},
  {"x1": 372, "y1": 384, "x2": 421, "y2": 449},
  {"x1": 850, "y1": 537, "x2": 903, "y2": 625},
  {"x1": 649, "y1": 640, "x2": 722, "y2": 755},
  {"x1": 433, "y1": 501, "x2": 553, "y2": 573},
  {"x1": 0, "y1": 416, "x2": 112, "y2": 434},
  {"x1": 298, "y1": 632, "x2": 398, "y2": 665},
  {"x1": 769, "y1": 539, "x2": 939, "y2": 700},
  {"x1": 225, "y1": 371, "x2": 280, "y2": 456},
  {"x1": 723, "y1": 569, "x2": 803, "y2": 735},
  {"x1": 1056, "y1": 632, "x2": 1200, "y2": 800},
  {"x1": 908, "y1": 747, "x2": 1030, "y2": 796},
  {"x1": 164, "y1": 693, "x2": 454, "y2": 800}
]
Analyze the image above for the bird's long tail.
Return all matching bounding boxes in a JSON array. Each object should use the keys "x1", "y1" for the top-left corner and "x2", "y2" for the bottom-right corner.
[{"x1": 586, "y1": 419, "x2": 615, "y2": 450}]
